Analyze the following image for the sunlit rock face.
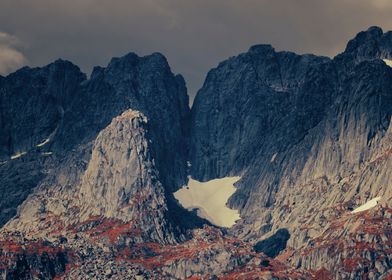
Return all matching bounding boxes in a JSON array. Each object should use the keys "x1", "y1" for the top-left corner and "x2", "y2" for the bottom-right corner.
[{"x1": 79, "y1": 111, "x2": 151, "y2": 220}]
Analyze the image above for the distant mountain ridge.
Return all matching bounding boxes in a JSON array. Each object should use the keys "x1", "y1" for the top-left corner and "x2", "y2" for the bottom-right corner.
[{"x1": 0, "y1": 26, "x2": 392, "y2": 279}]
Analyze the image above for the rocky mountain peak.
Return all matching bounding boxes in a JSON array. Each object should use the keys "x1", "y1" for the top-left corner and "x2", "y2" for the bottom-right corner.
[
  {"x1": 338, "y1": 25, "x2": 392, "y2": 63},
  {"x1": 106, "y1": 52, "x2": 170, "y2": 76},
  {"x1": 247, "y1": 44, "x2": 275, "y2": 54},
  {"x1": 78, "y1": 109, "x2": 154, "y2": 221}
]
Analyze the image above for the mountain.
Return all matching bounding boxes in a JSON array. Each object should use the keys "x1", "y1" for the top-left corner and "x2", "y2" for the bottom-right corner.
[
  {"x1": 191, "y1": 25, "x2": 392, "y2": 279},
  {"x1": 1, "y1": 26, "x2": 392, "y2": 279}
]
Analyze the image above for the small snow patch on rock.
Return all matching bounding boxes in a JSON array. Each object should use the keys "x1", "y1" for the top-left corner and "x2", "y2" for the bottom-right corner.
[
  {"x1": 37, "y1": 138, "x2": 50, "y2": 147},
  {"x1": 351, "y1": 197, "x2": 381, "y2": 214},
  {"x1": 11, "y1": 151, "x2": 27, "y2": 160},
  {"x1": 383, "y1": 59, "x2": 392, "y2": 68}
]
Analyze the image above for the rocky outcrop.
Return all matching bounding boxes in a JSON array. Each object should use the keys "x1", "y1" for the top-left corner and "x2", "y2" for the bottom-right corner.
[
  {"x1": 254, "y1": 229, "x2": 290, "y2": 258},
  {"x1": 1, "y1": 225, "x2": 314, "y2": 280},
  {"x1": 5, "y1": 110, "x2": 184, "y2": 243},
  {"x1": 0, "y1": 238, "x2": 70, "y2": 280}
]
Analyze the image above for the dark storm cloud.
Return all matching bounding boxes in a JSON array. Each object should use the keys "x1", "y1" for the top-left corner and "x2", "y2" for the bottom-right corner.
[{"x1": 1, "y1": 0, "x2": 392, "y2": 99}]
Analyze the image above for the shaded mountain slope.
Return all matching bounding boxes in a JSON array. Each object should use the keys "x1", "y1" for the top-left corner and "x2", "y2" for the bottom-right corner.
[{"x1": 190, "y1": 26, "x2": 392, "y2": 279}]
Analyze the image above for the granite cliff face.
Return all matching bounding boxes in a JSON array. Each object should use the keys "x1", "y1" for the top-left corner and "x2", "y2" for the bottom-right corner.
[
  {"x1": 0, "y1": 52, "x2": 206, "y2": 279},
  {"x1": 1, "y1": 26, "x2": 392, "y2": 279},
  {"x1": 0, "y1": 60, "x2": 86, "y2": 226},
  {"x1": 191, "y1": 26, "x2": 392, "y2": 279},
  {"x1": 0, "y1": 52, "x2": 190, "y2": 228}
]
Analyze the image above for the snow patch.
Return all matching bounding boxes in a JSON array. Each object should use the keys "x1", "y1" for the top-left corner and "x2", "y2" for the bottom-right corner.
[
  {"x1": 37, "y1": 138, "x2": 50, "y2": 147},
  {"x1": 10, "y1": 151, "x2": 27, "y2": 160},
  {"x1": 174, "y1": 176, "x2": 241, "y2": 227},
  {"x1": 36, "y1": 125, "x2": 60, "y2": 148},
  {"x1": 383, "y1": 59, "x2": 392, "y2": 68},
  {"x1": 271, "y1": 153, "x2": 278, "y2": 162},
  {"x1": 41, "y1": 152, "x2": 53, "y2": 156},
  {"x1": 351, "y1": 197, "x2": 381, "y2": 214}
]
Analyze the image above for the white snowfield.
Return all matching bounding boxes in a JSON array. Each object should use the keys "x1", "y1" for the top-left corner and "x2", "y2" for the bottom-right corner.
[
  {"x1": 383, "y1": 59, "x2": 392, "y2": 68},
  {"x1": 351, "y1": 196, "x2": 381, "y2": 214},
  {"x1": 174, "y1": 176, "x2": 241, "y2": 227}
]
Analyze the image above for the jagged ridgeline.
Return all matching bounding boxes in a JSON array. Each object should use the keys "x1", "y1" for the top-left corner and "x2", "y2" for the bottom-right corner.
[{"x1": 1, "y1": 26, "x2": 392, "y2": 279}]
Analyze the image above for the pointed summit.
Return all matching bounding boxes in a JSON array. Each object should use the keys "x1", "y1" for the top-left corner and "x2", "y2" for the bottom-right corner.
[{"x1": 339, "y1": 25, "x2": 392, "y2": 62}]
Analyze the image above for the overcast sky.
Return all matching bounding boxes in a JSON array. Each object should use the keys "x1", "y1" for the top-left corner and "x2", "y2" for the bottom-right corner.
[{"x1": 1, "y1": 0, "x2": 392, "y2": 100}]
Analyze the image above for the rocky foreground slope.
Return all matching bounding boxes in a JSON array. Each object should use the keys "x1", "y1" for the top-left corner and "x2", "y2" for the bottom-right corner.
[{"x1": 1, "y1": 26, "x2": 392, "y2": 279}]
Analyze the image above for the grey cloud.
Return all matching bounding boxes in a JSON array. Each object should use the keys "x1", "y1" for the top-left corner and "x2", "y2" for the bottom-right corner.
[
  {"x1": 1, "y1": 0, "x2": 392, "y2": 99},
  {"x1": 0, "y1": 32, "x2": 27, "y2": 75}
]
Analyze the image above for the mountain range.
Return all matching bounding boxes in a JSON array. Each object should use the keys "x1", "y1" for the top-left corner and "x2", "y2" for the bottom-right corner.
[{"x1": 1, "y1": 26, "x2": 392, "y2": 279}]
